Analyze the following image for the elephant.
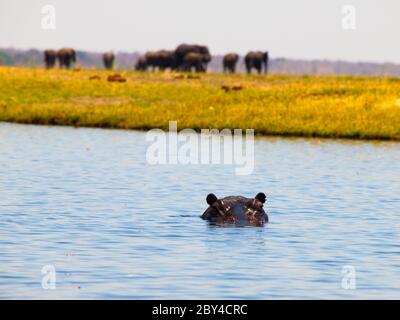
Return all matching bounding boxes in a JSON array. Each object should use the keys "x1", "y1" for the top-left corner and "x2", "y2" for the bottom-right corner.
[
  {"x1": 244, "y1": 51, "x2": 269, "y2": 74},
  {"x1": 44, "y1": 49, "x2": 57, "y2": 69},
  {"x1": 201, "y1": 193, "x2": 268, "y2": 227},
  {"x1": 135, "y1": 56, "x2": 148, "y2": 71},
  {"x1": 182, "y1": 52, "x2": 210, "y2": 72},
  {"x1": 103, "y1": 52, "x2": 115, "y2": 70},
  {"x1": 157, "y1": 50, "x2": 177, "y2": 70},
  {"x1": 174, "y1": 44, "x2": 211, "y2": 71},
  {"x1": 144, "y1": 50, "x2": 177, "y2": 71},
  {"x1": 57, "y1": 48, "x2": 76, "y2": 69},
  {"x1": 223, "y1": 53, "x2": 239, "y2": 73}
]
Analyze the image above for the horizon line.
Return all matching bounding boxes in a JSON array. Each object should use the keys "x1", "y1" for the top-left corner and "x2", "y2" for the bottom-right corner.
[{"x1": 1, "y1": 46, "x2": 400, "y2": 67}]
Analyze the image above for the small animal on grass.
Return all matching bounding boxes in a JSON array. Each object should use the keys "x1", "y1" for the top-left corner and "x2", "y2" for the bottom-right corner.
[
  {"x1": 107, "y1": 73, "x2": 126, "y2": 82},
  {"x1": 201, "y1": 193, "x2": 268, "y2": 226},
  {"x1": 89, "y1": 75, "x2": 101, "y2": 80},
  {"x1": 221, "y1": 84, "x2": 244, "y2": 92},
  {"x1": 187, "y1": 74, "x2": 201, "y2": 79},
  {"x1": 172, "y1": 74, "x2": 201, "y2": 80},
  {"x1": 173, "y1": 74, "x2": 185, "y2": 80}
]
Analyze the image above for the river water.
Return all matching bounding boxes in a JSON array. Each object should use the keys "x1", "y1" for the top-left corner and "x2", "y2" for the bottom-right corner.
[{"x1": 0, "y1": 122, "x2": 399, "y2": 299}]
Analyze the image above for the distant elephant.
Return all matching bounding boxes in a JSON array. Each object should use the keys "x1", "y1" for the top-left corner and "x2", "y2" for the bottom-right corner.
[
  {"x1": 175, "y1": 44, "x2": 211, "y2": 71},
  {"x1": 57, "y1": 48, "x2": 76, "y2": 69},
  {"x1": 182, "y1": 52, "x2": 209, "y2": 72},
  {"x1": 144, "y1": 50, "x2": 176, "y2": 71},
  {"x1": 103, "y1": 52, "x2": 115, "y2": 70},
  {"x1": 245, "y1": 51, "x2": 269, "y2": 74},
  {"x1": 223, "y1": 53, "x2": 239, "y2": 73},
  {"x1": 135, "y1": 56, "x2": 148, "y2": 71},
  {"x1": 44, "y1": 49, "x2": 57, "y2": 69}
]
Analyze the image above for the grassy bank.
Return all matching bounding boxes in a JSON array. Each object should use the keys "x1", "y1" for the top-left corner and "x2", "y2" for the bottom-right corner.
[{"x1": 1, "y1": 66, "x2": 400, "y2": 140}]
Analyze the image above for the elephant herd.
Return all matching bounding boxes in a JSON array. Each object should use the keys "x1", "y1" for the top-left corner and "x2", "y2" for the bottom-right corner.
[
  {"x1": 135, "y1": 44, "x2": 211, "y2": 72},
  {"x1": 44, "y1": 44, "x2": 269, "y2": 74},
  {"x1": 44, "y1": 48, "x2": 114, "y2": 70},
  {"x1": 223, "y1": 51, "x2": 269, "y2": 74},
  {"x1": 44, "y1": 48, "x2": 76, "y2": 69}
]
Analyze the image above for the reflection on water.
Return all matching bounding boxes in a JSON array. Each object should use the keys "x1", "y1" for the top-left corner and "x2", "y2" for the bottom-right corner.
[{"x1": 0, "y1": 123, "x2": 399, "y2": 299}]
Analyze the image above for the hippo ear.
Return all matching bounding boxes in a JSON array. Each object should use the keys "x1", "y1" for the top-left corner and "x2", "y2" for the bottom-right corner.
[
  {"x1": 206, "y1": 193, "x2": 218, "y2": 206},
  {"x1": 255, "y1": 193, "x2": 266, "y2": 203}
]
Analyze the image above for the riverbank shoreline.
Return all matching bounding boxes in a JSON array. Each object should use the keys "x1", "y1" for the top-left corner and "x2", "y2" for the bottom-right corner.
[
  {"x1": 1, "y1": 66, "x2": 400, "y2": 141},
  {"x1": 1, "y1": 121, "x2": 399, "y2": 144}
]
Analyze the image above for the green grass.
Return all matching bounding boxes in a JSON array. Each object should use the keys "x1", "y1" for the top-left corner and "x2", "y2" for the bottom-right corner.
[{"x1": 1, "y1": 66, "x2": 400, "y2": 140}]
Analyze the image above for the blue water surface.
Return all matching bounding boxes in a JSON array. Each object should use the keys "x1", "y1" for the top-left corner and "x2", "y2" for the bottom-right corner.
[{"x1": 0, "y1": 123, "x2": 399, "y2": 299}]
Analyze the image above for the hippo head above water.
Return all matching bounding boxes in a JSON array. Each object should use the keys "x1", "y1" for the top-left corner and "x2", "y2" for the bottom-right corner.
[{"x1": 201, "y1": 193, "x2": 268, "y2": 227}]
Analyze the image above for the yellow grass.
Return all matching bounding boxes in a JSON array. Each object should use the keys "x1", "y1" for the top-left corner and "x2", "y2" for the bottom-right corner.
[{"x1": 1, "y1": 66, "x2": 400, "y2": 140}]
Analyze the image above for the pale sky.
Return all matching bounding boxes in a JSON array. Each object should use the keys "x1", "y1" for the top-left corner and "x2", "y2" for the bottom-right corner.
[{"x1": 0, "y1": 0, "x2": 399, "y2": 63}]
